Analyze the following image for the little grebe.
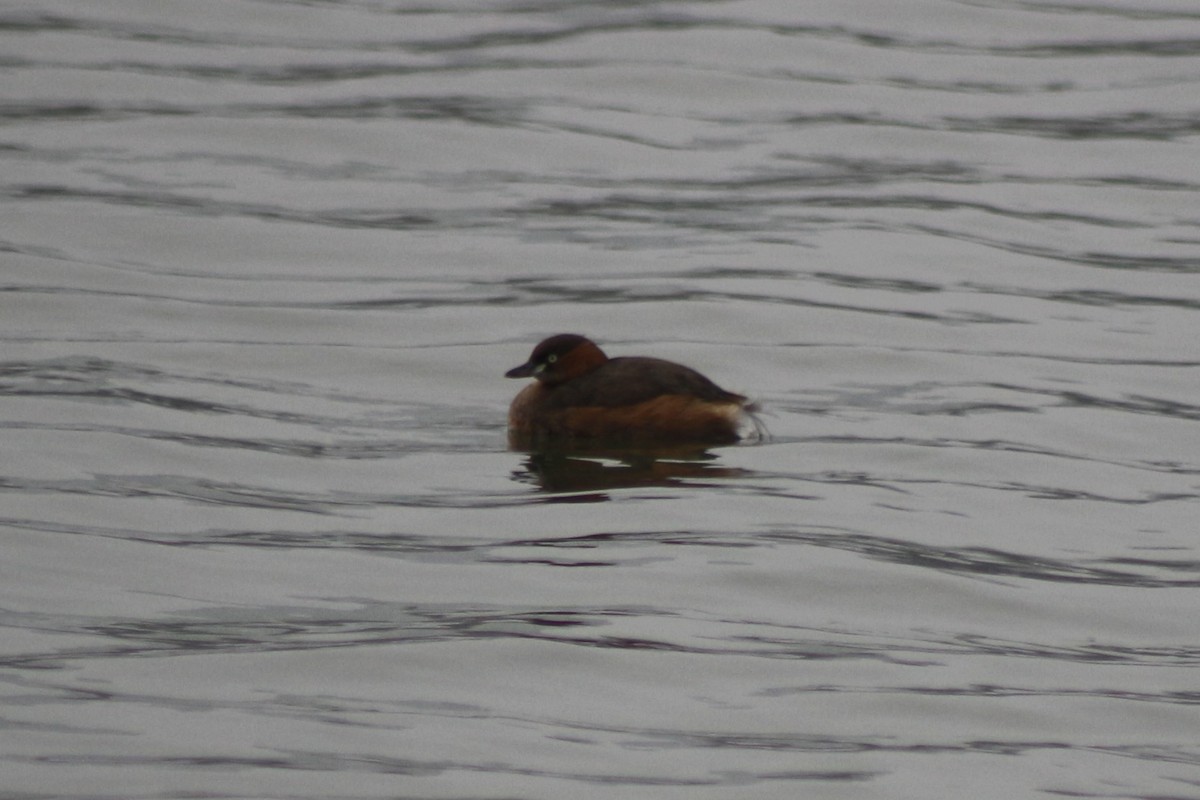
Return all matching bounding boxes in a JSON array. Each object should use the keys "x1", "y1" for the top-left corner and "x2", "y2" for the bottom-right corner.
[{"x1": 505, "y1": 334, "x2": 756, "y2": 445}]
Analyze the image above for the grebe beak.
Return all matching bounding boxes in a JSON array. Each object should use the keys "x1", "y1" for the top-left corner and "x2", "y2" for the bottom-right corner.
[{"x1": 505, "y1": 361, "x2": 538, "y2": 378}]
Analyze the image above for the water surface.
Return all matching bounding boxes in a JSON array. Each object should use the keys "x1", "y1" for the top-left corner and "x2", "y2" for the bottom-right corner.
[{"x1": 2, "y1": 1, "x2": 1199, "y2": 798}]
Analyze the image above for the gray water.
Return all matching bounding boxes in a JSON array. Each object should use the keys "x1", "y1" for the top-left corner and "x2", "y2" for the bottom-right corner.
[{"x1": 2, "y1": 1, "x2": 1199, "y2": 798}]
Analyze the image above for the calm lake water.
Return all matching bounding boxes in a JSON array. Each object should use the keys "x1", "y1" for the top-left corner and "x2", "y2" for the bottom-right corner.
[{"x1": 3, "y1": 1, "x2": 1199, "y2": 798}]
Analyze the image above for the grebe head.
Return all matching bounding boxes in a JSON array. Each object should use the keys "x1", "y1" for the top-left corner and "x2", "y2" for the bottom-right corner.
[{"x1": 505, "y1": 334, "x2": 608, "y2": 386}]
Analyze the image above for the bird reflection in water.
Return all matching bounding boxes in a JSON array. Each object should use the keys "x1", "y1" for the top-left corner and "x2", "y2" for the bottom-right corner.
[{"x1": 510, "y1": 441, "x2": 752, "y2": 495}]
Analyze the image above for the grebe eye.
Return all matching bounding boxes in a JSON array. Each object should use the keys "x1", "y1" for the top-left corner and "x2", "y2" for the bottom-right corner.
[{"x1": 546, "y1": 354, "x2": 558, "y2": 364}]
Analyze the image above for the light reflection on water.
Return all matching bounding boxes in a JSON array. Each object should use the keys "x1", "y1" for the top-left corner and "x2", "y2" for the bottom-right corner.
[{"x1": 2, "y1": 0, "x2": 1199, "y2": 797}]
